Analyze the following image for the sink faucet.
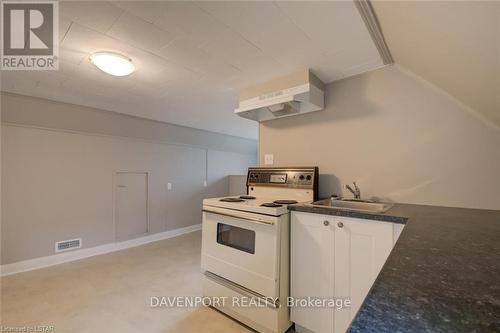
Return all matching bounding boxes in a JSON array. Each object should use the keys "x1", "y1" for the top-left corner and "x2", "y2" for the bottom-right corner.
[{"x1": 345, "y1": 181, "x2": 361, "y2": 199}]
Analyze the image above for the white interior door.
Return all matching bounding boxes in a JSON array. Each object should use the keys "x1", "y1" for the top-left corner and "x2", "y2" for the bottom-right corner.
[{"x1": 115, "y1": 172, "x2": 148, "y2": 241}]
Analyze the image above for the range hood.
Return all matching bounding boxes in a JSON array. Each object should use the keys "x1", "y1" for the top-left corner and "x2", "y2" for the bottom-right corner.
[{"x1": 235, "y1": 69, "x2": 325, "y2": 122}]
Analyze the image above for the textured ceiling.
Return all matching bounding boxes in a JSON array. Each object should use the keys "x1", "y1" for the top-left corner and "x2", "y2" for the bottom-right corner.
[
  {"x1": 372, "y1": 1, "x2": 500, "y2": 128},
  {"x1": 0, "y1": 1, "x2": 383, "y2": 139}
]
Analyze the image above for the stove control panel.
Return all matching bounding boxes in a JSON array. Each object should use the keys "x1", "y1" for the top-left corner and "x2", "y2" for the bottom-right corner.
[
  {"x1": 247, "y1": 167, "x2": 318, "y2": 189},
  {"x1": 269, "y1": 174, "x2": 287, "y2": 183}
]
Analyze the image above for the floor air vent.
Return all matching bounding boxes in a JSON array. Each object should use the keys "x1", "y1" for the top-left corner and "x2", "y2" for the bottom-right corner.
[{"x1": 55, "y1": 238, "x2": 82, "y2": 253}]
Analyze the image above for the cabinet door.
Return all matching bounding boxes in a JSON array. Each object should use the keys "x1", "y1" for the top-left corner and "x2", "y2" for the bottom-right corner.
[
  {"x1": 333, "y1": 217, "x2": 393, "y2": 333},
  {"x1": 291, "y1": 212, "x2": 334, "y2": 333}
]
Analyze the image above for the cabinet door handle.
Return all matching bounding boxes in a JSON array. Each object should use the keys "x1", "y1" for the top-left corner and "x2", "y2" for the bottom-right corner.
[
  {"x1": 323, "y1": 220, "x2": 329, "y2": 226},
  {"x1": 337, "y1": 221, "x2": 344, "y2": 228}
]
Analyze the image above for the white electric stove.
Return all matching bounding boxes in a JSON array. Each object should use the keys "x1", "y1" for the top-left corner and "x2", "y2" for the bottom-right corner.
[{"x1": 201, "y1": 167, "x2": 319, "y2": 333}]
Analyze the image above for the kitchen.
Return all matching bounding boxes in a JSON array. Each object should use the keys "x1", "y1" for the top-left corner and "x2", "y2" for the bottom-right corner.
[{"x1": 1, "y1": 1, "x2": 499, "y2": 333}]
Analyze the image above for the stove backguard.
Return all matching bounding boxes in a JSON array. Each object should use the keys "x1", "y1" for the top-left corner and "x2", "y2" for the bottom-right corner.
[{"x1": 246, "y1": 167, "x2": 319, "y2": 201}]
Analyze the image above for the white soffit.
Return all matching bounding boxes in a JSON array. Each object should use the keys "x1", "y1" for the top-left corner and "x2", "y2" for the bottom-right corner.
[{"x1": 1, "y1": 1, "x2": 384, "y2": 139}]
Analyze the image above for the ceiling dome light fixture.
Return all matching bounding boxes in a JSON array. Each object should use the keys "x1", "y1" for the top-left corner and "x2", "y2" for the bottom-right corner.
[{"x1": 90, "y1": 52, "x2": 135, "y2": 76}]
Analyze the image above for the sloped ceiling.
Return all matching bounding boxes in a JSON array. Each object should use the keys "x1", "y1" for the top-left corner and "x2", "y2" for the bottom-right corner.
[
  {"x1": 372, "y1": 1, "x2": 500, "y2": 127},
  {"x1": 0, "y1": 1, "x2": 384, "y2": 139}
]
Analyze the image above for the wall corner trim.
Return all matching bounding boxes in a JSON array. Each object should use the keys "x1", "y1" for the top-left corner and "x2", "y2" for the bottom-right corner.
[
  {"x1": 0, "y1": 224, "x2": 202, "y2": 277},
  {"x1": 354, "y1": 0, "x2": 394, "y2": 65}
]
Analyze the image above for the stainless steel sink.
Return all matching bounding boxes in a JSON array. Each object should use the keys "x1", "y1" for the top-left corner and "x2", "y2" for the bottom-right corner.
[{"x1": 310, "y1": 198, "x2": 394, "y2": 213}]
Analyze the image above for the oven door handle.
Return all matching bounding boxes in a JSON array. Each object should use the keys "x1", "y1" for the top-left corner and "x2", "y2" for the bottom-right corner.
[{"x1": 202, "y1": 209, "x2": 275, "y2": 225}]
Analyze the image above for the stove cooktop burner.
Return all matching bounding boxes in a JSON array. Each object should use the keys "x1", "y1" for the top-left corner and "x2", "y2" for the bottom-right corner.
[
  {"x1": 239, "y1": 195, "x2": 256, "y2": 200},
  {"x1": 261, "y1": 202, "x2": 283, "y2": 207},
  {"x1": 220, "y1": 198, "x2": 245, "y2": 202},
  {"x1": 273, "y1": 200, "x2": 299, "y2": 205}
]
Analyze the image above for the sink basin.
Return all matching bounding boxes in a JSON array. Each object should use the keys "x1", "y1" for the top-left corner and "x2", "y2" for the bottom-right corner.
[{"x1": 310, "y1": 198, "x2": 394, "y2": 213}]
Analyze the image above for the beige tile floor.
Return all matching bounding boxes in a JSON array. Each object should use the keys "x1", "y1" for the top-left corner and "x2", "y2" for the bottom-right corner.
[{"x1": 1, "y1": 231, "x2": 263, "y2": 333}]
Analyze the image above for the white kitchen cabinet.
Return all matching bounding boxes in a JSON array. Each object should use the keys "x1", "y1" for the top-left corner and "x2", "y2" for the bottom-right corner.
[
  {"x1": 290, "y1": 213, "x2": 335, "y2": 333},
  {"x1": 333, "y1": 216, "x2": 394, "y2": 332},
  {"x1": 290, "y1": 211, "x2": 397, "y2": 333}
]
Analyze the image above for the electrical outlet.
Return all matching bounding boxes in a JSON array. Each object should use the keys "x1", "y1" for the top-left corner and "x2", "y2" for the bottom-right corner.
[
  {"x1": 203, "y1": 180, "x2": 207, "y2": 187},
  {"x1": 264, "y1": 154, "x2": 274, "y2": 165},
  {"x1": 167, "y1": 183, "x2": 172, "y2": 190}
]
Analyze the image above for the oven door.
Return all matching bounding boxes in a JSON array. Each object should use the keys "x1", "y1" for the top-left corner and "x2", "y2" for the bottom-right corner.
[{"x1": 201, "y1": 206, "x2": 280, "y2": 298}]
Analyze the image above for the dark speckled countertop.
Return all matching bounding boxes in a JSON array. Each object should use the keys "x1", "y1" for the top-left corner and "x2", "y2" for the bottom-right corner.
[{"x1": 288, "y1": 203, "x2": 500, "y2": 332}]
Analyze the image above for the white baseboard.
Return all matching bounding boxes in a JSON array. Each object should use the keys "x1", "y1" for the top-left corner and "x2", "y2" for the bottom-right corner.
[{"x1": 0, "y1": 224, "x2": 201, "y2": 277}]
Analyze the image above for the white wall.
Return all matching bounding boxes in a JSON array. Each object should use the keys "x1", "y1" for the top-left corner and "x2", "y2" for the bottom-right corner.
[
  {"x1": 373, "y1": 1, "x2": 500, "y2": 126},
  {"x1": 228, "y1": 175, "x2": 248, "y2": 196},
  {"x1": 206, "y1": 150, "x2": 255, "y2": 198},
  {"x1": 259, "y1": 65, "x2": 500, "y2": 210},
  {"x1": 1, "y1": 95, "x2": 257, "y2": 265},
  {"x1": 1, "y1": 125, "x2": 255, "y2": 265},
  {"x1": 1, "y1": 92, "x2": 257, "y2": 155}
]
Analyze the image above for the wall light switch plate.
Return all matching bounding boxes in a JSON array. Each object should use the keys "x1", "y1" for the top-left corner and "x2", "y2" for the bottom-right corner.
[
  {"x1": 167, "y1": 183, "x2": 172, "y2": 190},
  {"x1": 203, "y1": 180, "x2": 207, "y2": 187},
  {"x1": 264, "y1": 154, "x2": 274, "y2": 165}
]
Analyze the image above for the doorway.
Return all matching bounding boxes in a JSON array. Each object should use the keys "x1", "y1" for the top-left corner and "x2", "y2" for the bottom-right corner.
[{"x1": 114, "y1": 172, "x2": 149, "y2": 241}]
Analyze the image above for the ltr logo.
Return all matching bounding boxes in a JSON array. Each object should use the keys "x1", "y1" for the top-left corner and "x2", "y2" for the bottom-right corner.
[{"x1": 1, "y1": 0, "x2": 58, "y2": 70}]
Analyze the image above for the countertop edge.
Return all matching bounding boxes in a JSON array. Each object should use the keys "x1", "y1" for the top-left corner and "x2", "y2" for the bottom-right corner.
[{"x1": 287, "y1": 204, "x2": 409, "y2": 225}]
